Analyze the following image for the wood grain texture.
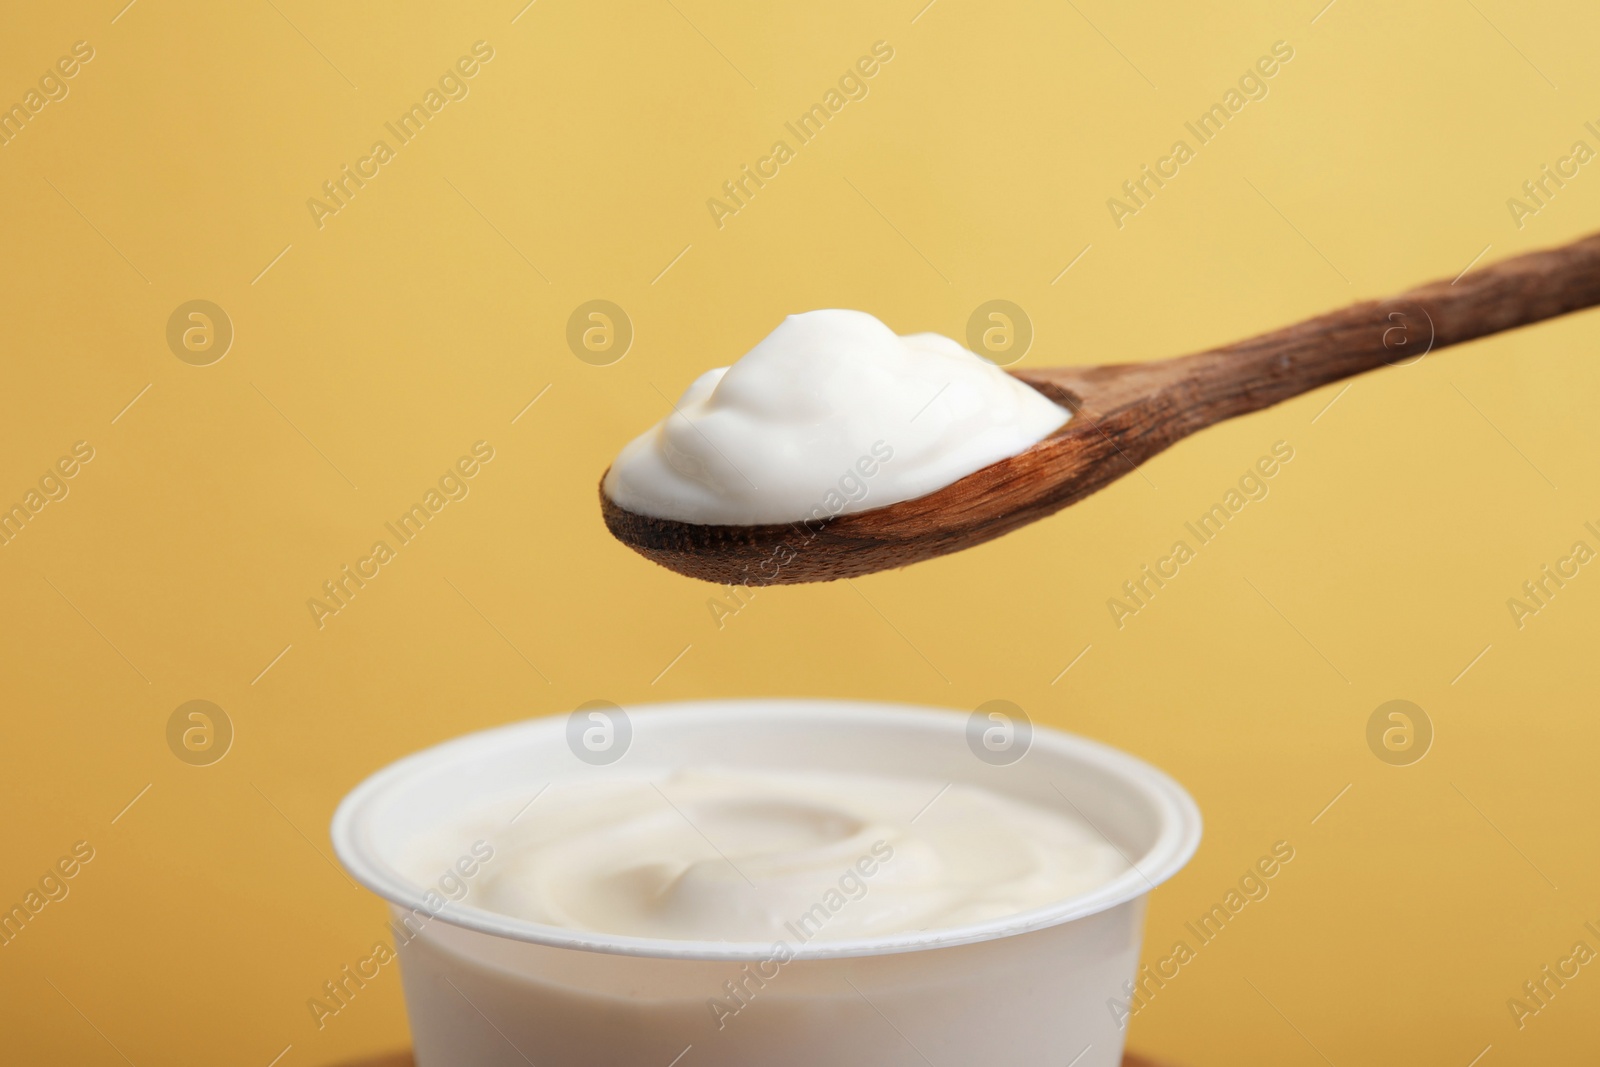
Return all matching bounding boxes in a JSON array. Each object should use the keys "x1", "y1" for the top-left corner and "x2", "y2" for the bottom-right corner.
[{"x1": 603, "y1": 231, "x2": 1600, "y2": 584}]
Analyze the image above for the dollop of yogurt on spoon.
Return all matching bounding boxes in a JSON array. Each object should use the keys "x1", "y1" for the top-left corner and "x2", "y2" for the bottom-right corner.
[{"x1": 603, "y1": 309, "x2": 1070, "y2": 525}]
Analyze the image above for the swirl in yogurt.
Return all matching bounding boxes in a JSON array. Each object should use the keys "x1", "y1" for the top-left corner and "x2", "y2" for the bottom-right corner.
[{"x1": 410, "y1": 769, "x2": 1129, "y2": 942}]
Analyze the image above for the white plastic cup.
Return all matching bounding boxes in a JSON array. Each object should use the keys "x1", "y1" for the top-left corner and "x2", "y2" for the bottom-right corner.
[{"x1": 331, "y1": 700, "x2": 1201, "y2": 1066}]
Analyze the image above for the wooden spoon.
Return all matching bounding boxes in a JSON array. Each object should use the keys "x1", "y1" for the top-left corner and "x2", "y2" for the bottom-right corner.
[{"x1": 602, "y1": 232, "x2": 1600, "y2": 585}]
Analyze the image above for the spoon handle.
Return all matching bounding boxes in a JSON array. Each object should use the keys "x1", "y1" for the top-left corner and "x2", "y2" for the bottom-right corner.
[{"x1": 1167, "y1": 230, "x2": 1600, "y2": 432}]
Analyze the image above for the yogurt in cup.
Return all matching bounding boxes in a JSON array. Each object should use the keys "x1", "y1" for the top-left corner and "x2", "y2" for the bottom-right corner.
[{"x1": 331, "y1": 700, "x2": 1201, "y2": 1066}]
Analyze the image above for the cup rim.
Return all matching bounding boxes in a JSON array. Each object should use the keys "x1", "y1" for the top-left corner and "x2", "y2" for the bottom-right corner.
[{"x1": 331, "y1": 699, "x2": 1202, "y2": 962}]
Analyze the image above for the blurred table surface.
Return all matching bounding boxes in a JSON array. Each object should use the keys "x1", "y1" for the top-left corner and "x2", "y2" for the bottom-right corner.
[{"x1": 331, "y1": 1052, "x2": 1178, "y2": 1066}]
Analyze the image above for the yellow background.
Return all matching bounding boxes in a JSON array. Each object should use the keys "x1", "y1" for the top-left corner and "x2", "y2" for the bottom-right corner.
[{"x1": 2, "y1": 1, "x2": 1598, "y2": 1064}]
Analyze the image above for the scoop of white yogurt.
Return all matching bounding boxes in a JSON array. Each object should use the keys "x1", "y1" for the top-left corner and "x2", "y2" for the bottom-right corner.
[{"x1": 603, "y1": 309, "x2": 1070, "y2": 525}]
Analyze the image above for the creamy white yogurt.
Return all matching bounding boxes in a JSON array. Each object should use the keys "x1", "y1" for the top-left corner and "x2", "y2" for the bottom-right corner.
[
  {"x1": 603, "y1": 310, "x2": 1070, "y2": 525},
  {"x1": 411, "y1": 769, "x2": 1128, "y2": 943}
]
